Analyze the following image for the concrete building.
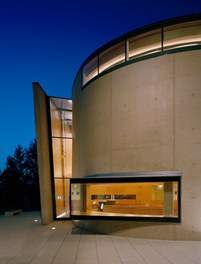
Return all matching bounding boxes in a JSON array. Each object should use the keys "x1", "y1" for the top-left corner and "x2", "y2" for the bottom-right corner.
[{"x1": 33, "y1": 14, "x2": 201, "y2": 240}]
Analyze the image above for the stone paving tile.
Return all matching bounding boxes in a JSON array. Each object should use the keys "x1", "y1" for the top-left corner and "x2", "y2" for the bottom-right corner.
[
  {"x1": 147, "y1": 241, "x2": 200, "y2": 264},
  {"x1": 112, "y1": 236, "x2": 147, "y2": 263},
  {"x1": 0, "y1": 212, "x2": 201, "y2": 264}
]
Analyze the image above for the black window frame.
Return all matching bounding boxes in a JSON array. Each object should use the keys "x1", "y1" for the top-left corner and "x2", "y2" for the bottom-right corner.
[{"x1": 70, "y1": 171, "x2": 181, "y2": 223}]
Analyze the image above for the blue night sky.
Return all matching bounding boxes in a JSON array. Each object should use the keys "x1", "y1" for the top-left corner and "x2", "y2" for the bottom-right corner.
[{"x1": 0, "y1": 0, "x2": 201, "y2": 170}]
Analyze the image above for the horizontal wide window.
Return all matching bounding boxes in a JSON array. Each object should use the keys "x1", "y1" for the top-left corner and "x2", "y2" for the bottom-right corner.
[
  {"x1": 82, "y1": 56, "x2": 98, "y2": 86},
  {"x1": 164, "y1": 21, "x2": 201, "y2": 50},
  {"x1": 82, "y1": 19, "x2": 201, "y2": 87},
  {"x1": 70, "y1": 174, "x2": 181, "y2": 222},
  {"x1": 128, "y1": 29, "x2": 162, "y2": 59},
  {"x1": 99, "y1": 41, "x2": 125, "y2": 73}
]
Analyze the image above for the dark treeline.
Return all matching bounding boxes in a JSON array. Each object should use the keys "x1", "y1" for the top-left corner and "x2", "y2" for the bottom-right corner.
[{"x1": 0, "y1": 139, "x2": 40, "y2": 213}]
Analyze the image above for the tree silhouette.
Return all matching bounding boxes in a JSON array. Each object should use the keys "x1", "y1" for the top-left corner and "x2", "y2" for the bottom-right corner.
[
  {"x1": 25, "y1": 139, "x2": 38, "y2": 181},
  {"x1": 3, "y1": 145, "x2": 25, "y2": 209},
  {"x1": 0, "y1": 140, "x2": 40, "y2": 212},
  {"x1": 24, "y1": 139, "x2": 40, "y2": 210}
]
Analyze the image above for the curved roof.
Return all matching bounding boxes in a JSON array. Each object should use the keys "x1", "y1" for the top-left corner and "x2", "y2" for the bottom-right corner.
[{"x1": 73, "y1": 13, "x2": 201, "y2": 90}]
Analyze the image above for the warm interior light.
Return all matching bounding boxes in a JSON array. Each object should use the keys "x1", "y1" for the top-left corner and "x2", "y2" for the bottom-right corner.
[
  {"x1": 71, "y1": 180, "x2": 179, "y2": 218},
  {"x1": 129, "y1": 43, "x2": 161, "y2": 58},
  {"x1": 57, "y1": 195, "x2": 62, "y2": 200},
  {"x1": 56, "y1": 212, "x2": 68, "y2": 218},
  {"x1": 99, "y1": 54, "x2": 125, "y2": 73}
]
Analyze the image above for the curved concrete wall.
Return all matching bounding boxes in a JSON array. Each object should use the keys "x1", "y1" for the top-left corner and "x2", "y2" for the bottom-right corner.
[{"x1": 72, "y1": 50, "x2": 201, "y2": 240}]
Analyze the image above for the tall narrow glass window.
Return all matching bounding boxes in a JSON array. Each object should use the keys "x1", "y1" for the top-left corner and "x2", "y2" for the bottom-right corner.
[
  {"x1": 163, "y1": 21, "x2": 201, "y2": 50},
  {"x1": 99, "y1": 42, "x2": 125, "y2": 73},
  {"x1": 50, "y1": 97, "x2": 72, "y2": 218},
  {"x1": 128, "y1": 29, "x2": 162, "y2": 60}
]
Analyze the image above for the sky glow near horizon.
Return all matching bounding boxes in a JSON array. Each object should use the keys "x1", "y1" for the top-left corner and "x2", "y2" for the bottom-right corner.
[{"x1": 0, "y1": 0, "x2": 201, "y2": 170}]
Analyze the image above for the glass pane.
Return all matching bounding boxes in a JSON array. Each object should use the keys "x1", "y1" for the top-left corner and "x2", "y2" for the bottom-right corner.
[
  {"x1": 164, "y1": 21, "x2": 201, "y2": 50},
  {"x1": 99, "y1": 42, "x2": 125, "y2": 73},
  {"x1": 50, "y1": 99, "x2": 72, "y2": 138},
  {"x1": 83, "y1": 56, "x2": 98, "y2": 85},
  {"x1": 52, "y1": 138, "x2": 72, "y2": 178},
  {"x1": 71, "y1": 181, "x2": 179, "y2": 218},
  {"x1": 55, "y1": 178, "x2": 70, "y2": 218},
  {"x1": 50, "y1": 100, "x2": 62, "y2": 138},
  {"x1": 51, "y1": 97, "x2": 72, "y2": 111},
  {"x1": 128, "y1": 29, "x2": 162, "y2": 59},
  {"x1": 49, "y1": 97, "x2": 72, "y2": 219}
]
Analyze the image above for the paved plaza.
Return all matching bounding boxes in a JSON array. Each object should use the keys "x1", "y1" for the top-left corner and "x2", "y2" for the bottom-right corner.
[{"x1": 0, "y1": 211, "x2": 201, "y2": 264}]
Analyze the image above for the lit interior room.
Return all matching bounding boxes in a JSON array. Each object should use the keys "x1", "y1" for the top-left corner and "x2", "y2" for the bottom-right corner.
[{"x1": 71, "y1": 181, "x2": 179, "y2": 218}]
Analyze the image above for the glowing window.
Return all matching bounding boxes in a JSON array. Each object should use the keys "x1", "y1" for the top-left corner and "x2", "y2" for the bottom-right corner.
[
  {"x1": 82, "y1": 56, "x2": 98, "y2": 86},
  {"x1": 164, "y1": 21, "x2": 201, "y2": 50},
  {"x1": 99, "y1": 42, "x2": 125, "y2": 73},
  {"x1": 128, "y1": 29, "x2": 162, "y2": 59},
  {"x1": 70, "y1": 172, "x2": 181, "y2": 222},
  {"x1": 49, "y1": 97, "x2": 72, "y2": 219}
]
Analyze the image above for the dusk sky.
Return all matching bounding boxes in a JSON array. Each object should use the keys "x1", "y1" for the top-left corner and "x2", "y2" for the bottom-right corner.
[{"x1": 0, "y1": 0, "x2": 201, "y2": 170}]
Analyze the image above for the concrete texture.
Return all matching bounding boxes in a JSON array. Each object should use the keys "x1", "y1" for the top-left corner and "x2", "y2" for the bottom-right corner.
[
  {"x1": 33, "y1": 83, "x2": 53, "y2": 225},
  {"x1": 72, "y1": 50, "x2": 201, "y2": 240}
]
